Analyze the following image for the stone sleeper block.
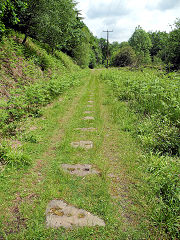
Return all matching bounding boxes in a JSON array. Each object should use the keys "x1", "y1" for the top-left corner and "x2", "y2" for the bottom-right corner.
[
  {"x1": 84, "y1": 111, "x2": 94, "y2": 114},
  {"x1": 87, "y1": 105, "x2": 93, "y2": 108},
  {"x1": 71, "y1": 141, "x2": 93, "y2": 149},
  {"x1": 83, "y1": 116, "x2": 95, "y2": 120},
  {"x1": 46, "y1": 200, "x2": 105, "y2": 228},
  {"x1": 75, "y1": 128, "x2": 97, "y2": 132},
  {"x1": 61, "y1": 164, "x2": 99, "y2": 176}
]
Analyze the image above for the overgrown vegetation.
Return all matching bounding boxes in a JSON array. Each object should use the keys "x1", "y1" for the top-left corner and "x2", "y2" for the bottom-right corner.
[
  {"x1": 100, "y1": 68, "x2": 180, "y2": 238},
  {"x1": 0, "y1": 32, "x2": 89, "y2": 167}
]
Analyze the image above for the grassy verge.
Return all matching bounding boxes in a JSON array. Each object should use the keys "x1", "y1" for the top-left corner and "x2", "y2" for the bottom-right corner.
[{"x1": 99, "y1": 68, "x2": 180, "y2": 239}]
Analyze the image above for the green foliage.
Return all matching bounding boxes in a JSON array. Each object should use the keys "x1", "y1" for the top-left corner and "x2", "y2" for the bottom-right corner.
[
  {"x1": 112, "y1": 46, "x2": 136, "y2": 67},
  {"x1": 100, "y1": 68, "x2": 180, "y2": 237},
  {"x1": 129, "y1": 26, "x2": 152, "y2": 53},
  {"x1": 0, "y1": 33, "x2": 87, "y2": 137},
  {"x1": 109, "y1": 41, "x2": 121, "y2": 59},
  {"x1": 98, "y1": 38, "x2": 107, "y2": 64},
  {"x1": 145, "y1": 154, "x2": 179, "y2": 238},
  {"x1": 72, "y1": 26, "x2": 91, "y2": 68},
  {"x1": 0, "y1": 0, "x2": 27, "y2": 38},
  {"x1": 165, "y1": 19, "x2": 180, "y2": 69},
  {"x1": 0, "y1": 141, "x2": 30, "y2": 167},
  {"x1": 89, "y1": 36, "x2": 103, "y2": 68},
  {"x1": 148, "y1": 31, "x2": 168, "y2": 59},
  {"x1": 129, "y1": 26, "x2": 152, "y2": 65},
  {"x1": 137, "y1": 115, "x2": 180, "y2": 155},
  {"x1": 100, "y1": 68, "x2": 180, "y2": 156}
]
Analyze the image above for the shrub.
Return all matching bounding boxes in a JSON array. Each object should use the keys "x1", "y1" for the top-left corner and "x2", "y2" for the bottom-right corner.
[{"x1": 112, "y1": 46, "x2": 136, "y2": 67}]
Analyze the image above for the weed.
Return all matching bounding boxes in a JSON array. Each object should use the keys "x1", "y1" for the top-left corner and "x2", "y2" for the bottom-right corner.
[{"x1": 0, "y1": 141, "x2": 31, "y2": 167}]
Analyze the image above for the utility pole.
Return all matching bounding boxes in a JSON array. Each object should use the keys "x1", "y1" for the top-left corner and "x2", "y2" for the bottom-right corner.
[{"x1": 103, "y1": 30, "x2": 113, "y2": 68}]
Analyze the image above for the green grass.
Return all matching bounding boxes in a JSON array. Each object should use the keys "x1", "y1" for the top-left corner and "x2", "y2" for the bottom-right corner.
[
  {"x1": 0, "y1": 66, "x2": 179, "y2": 239},
  {"x1": 99, "y1": 68, "x2": 180, "y2": 239},
  {"x1": 0, "y1": 73, "x2": 152, "y2": 239}
]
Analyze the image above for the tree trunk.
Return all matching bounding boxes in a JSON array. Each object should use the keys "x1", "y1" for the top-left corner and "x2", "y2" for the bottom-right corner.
[{"x1": 22, "y1": 33, "x2": 28, "y2": 44}]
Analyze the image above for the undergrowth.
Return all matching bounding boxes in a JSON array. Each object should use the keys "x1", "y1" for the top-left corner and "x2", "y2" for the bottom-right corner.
[{"x1": 100, "y1": 68, "x2": 180, "y2": 238}]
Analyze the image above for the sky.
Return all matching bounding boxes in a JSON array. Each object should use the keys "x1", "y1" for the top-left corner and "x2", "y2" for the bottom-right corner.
[{"x1": 77, "y1": 0, "x2": 180, "y2": 43}]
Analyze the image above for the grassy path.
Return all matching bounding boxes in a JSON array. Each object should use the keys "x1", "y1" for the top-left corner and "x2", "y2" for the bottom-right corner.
[{"x1": 1, "y1": 72, "x2": 154, "y2": 239}]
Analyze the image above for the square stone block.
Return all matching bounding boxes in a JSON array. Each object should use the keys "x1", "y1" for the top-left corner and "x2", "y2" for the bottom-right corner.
[
  {"x1": 61, "y1": 164, "x2": 99, "y2": 176},
  {"x1": 71, "y1": 141, "x2": 93, "y2": 149},
  {"x1": 83, "y1": 116, "x2": 95, "y2": 120}
]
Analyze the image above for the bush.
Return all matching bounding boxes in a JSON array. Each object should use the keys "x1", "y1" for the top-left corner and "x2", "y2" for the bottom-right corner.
[{"x1": 112, "y1": 46, "x2": 136, "y2": 67}]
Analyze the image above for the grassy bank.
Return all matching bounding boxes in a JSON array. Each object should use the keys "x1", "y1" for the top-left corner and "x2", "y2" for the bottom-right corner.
[{"x1": 0, "y1": 32, "x2": 89, "y2": 167}]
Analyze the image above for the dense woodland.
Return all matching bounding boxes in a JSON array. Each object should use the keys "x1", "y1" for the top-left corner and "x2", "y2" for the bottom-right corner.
[{"x1": 1, "y1": 0, "x2": 180, "y2": 70}]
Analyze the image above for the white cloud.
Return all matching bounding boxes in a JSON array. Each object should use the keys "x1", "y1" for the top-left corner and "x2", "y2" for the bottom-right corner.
[
  {"x1": 76, "y1": 0, "x2": 180, "y2": 43},
  {"x1": 87, "y1": 0, "x2": 130, "y2": 19}
]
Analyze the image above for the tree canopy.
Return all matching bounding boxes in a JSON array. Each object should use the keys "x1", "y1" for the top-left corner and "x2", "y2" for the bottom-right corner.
[{"x1": 1, "y1": 2, "x2": 180, "y2": 70}]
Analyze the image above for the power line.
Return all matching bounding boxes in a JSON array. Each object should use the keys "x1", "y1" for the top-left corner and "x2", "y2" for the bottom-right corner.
[{"x1": 103, "y1": 30, "x2": 113, "y2": 68}]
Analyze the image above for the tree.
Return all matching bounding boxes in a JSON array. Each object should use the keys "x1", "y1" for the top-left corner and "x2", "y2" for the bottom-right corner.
[
  {"x1": 98, "y1": 38, "x2": 107, "y2": 64},
  {"x1": 72, "y1": 26, "x2": 91, "y2": 68},
  {"x1": 89, "y1": 36, "x2": 102, "y2": 68},
  {"x1": 0, "y1": 0, "x2": 27, "y2": 39},
  {"x1": 18, "y1": 0, "x2": 77, "y2": 50},
  {"x1": 166, "y1": 19, "x2": 180, "y2": 69},
  {"x1": 129, "y1": 26, "x2": 152, "y2": 64},
  {"x1": 148, "y1": 31, "x2": 168, "y2": 59}
]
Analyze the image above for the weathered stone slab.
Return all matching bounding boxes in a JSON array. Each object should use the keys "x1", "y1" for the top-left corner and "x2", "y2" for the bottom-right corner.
[
  {"x1": 61, "y1": 164, "x2": 99, "y2": 176},
  {"x1": 83, "y1": 116, "x2": 95, "y2": 120},
  {"x1": 71, "y1": 141, "x2": 93, "y2": 149},
  {"x1": 84, "y1": 111, "x2": 94, "y2": 114},
  {"x1": 88, "y1": 101, "x2": 94, "y2": 103},
  {"x1": 75, "y1": 128, "x2": 97, "y2": 132},
  {"x1": 87, "y1": 105, "x2": 93, "y2": 108},
  {"x1": 46, "y1": 200, "x2": 105, "y2": 228}
]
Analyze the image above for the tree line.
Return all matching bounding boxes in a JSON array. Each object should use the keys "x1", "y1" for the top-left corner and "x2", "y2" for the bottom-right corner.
[
  {"x1": 110, "y1": 20, "x2": 180, "y2": 70},
  {"x1": 0, "y1": 1, "x2": 179, "y2": 70}
]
